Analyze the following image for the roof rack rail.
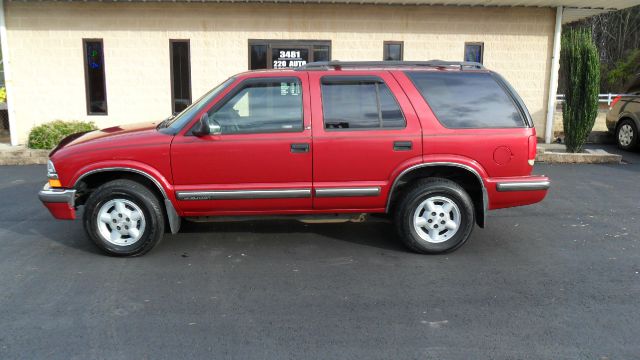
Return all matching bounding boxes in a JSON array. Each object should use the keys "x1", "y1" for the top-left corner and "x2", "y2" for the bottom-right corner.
[{"x1": 295, "y1": 60, "x2": 485, "y2": 71}]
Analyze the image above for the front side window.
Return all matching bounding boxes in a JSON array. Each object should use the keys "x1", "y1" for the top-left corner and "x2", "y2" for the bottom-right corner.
[
  {"x1": 83, "y1": 39, "x2": 107, "y2": 115},
  {"x1": 321, "y1": 76, "x2": 405, "y2": 130},
  {"x1": 406, "y1": 71, "x2": 525, "y2": 129},
  {"x1": 207, "y1": 78, "x2": 303, "y2": 134}
]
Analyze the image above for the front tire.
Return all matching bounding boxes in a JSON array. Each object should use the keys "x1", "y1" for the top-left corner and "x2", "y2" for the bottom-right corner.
[
  {"x1": 394, "y1": 178, "x2": 475, "y2": 254},
  {"x1": 83, "y1": 179, "x2": 165, "y2": 257},
  {"x1": 616, "y1": 119, "x2": 639, "y2": 151}
]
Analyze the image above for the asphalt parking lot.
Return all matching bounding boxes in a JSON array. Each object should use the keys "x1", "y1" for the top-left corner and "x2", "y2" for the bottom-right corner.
[{"x1": 1, "y1": 145, "x2": 639, "y2": 359}]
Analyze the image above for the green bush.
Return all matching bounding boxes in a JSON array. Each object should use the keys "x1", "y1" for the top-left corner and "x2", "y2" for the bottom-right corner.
[
  {"x1": 0, "y1": 87, "x2": 6, "y2": 103},
  {"x1": 560, "y1": 28, "x2": 601, "y2": 153},
  {"x1": 27, "y1": 120, "x2": 97, "y2": 149}
]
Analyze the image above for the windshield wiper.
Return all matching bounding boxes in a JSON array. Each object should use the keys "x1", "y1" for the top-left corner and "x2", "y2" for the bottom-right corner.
[{"x1": 157, "y1": 115, "x2": 176, "y2": 129}]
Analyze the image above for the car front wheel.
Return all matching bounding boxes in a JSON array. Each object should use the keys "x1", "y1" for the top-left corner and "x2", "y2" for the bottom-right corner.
[
  {"x1": 394, "y1": 178, "x2": 475, "y2": 254},
  {"x1": 83, "y1": 179, "x2": 165, "y2": 256},
  {"x1": 616, "y1": 119, "x2": 639, "y2": 151}
]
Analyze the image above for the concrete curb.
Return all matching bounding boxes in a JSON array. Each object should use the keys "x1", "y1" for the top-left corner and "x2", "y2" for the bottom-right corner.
[
  {"x1": 0, "y1": 146, "x2": 49, "y2": 165},
  {"x1": 536, "y1": 145, "x2": 622, "y2": 164}
]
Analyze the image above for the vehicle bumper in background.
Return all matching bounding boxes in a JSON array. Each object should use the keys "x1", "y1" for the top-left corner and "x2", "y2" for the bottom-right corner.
[
  {"x1": 487, "y1": 176, "x2": 550, "y2": 210},
  {"x1": 38, "y1": 184, "x2": 77, "y2": 220}
]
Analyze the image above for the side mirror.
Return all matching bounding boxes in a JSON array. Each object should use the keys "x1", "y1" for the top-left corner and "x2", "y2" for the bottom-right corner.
[{"x1": 192, "y1": 114, "x2": 222, "y2": 136}]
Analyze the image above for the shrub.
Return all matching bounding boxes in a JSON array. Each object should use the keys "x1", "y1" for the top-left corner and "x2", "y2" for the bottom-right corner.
[
  {"x1": 560, "y1": 28, "x2": 601, "y2": 153},
  {"x1": 27, "y1": 120, "x2": 97, "y2": 149},
  {"x1": 0, "y1": 87, "x2": 6, "y2": 103}
]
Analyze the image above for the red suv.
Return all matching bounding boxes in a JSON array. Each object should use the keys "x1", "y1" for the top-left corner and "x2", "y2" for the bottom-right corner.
[{"x1": 39, "y1": 61, "x2": 549, "y2": 256}]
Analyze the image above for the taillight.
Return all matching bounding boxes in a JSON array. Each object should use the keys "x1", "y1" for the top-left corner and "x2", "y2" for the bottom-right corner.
[
  {"x1": 610, "y1": 95, "x2": 622, "y2": 110},
  {"x1": 528, "y1": 135, "x2": 537, "y2": 166}
]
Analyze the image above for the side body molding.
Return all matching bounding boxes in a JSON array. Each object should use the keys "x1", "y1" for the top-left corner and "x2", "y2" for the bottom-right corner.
[
  {"x1": 385, "y1": 162, "x2": 488, "y2": 225},
  {"x1": 74, "y1": 167, "x2": 181, "y2": 234}
]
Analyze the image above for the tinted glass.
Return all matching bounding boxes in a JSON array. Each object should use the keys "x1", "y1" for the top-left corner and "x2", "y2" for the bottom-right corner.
[
  {"x1": 250, "y1": 45, "x2": 268, "y2": 70},
  {"x1": 271, "y1": 48, "x2": 309, "y2": 69},
  {"x1": 407, "y1": 71, "x2": 524, "y2": 128},
  {"x1": 464, "y1": 44, "x2": 483, "y2": 64},
  {"x1": 166, "y1": 77, "x2": 235, "y2": 131},
  {"x1": 171, "y1": 41, "x2": 191, "y2": 113},
  {"x1": 313, "y1": 45, "x2": 330, "y2": 62},
  {"x1": 208, "y1": 78, "x2": 303, "y2": 134},
  {"x1": 321, "y1": 78, "x2": 405, "y2": 130},
  {"x1": 84, "y1": 40, "x2": 107, "y2": 114},
  {"x1": 384, "y1": 43, "x2": 403, "y2": 61}
]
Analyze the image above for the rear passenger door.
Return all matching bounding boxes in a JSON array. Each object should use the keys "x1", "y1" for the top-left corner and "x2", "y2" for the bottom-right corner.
[{"x1": 309, "y1": 71, "x2": 422, "y2": 210}]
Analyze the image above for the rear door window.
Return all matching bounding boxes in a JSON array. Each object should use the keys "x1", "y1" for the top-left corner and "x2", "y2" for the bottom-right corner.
[
  {"x1": 406, "y1": 71, "x2": 525, "y2": 128},
  {"x1": 321, "y1": 76, "x2": 405, "y2": 130}
]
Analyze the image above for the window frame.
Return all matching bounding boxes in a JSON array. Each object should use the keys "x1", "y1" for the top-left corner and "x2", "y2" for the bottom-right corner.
[
  {"x1": 464, "y1": 42, "x2": 484, "y2": 64},
  {"x1": 247, "y1": 39, "x2": 332, "y2": 70},
  {"x1": 82, "y1": 38, "x2": 108, "y2": 116},
  {"x1": 383, "y1": 41, "x2": 404, "y2": 61},
  {"x1": 320, "y1": 75, "x2": 407, "y2": 132},
  {"x1": 169, "y1": 39, "x2": 192, "y2": 115},
  {"x1": 193, "y1": 76, "x2": 306, "y2": 136}
]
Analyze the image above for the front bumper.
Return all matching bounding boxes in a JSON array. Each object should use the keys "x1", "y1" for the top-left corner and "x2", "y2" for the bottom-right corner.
[{"x1": 38, "y1": 183, "x2": 77, "y2": 220}]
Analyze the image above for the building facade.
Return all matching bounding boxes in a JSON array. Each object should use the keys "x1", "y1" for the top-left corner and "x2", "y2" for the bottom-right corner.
[{"x1": 0, "y1": 0, "x2": 637, "y2": 145}]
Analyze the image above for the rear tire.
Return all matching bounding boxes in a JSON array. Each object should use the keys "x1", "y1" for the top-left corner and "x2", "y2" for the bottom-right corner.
[
  {"x1": 83, "y1": 179, "x2": 165, "y2": 257},
  {"x1": 394, "y1": 178, "x2": 475, "y2": 254},
  {"x1": 616, "y1": 119, "x2": 639, "y2": 151}
]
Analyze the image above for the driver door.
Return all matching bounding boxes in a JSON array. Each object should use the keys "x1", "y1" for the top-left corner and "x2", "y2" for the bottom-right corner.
[{"x1": 170, "y1": 74, "x2": 312, "y2": 216}]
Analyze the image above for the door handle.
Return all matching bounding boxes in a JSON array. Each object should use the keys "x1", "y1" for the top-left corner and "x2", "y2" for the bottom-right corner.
[
  {"x1": 393, "y1": 141, "x2": 413, "y2": 151},
  {"x1": 290, "y1": 143, "x2": 310, "y2": 153}
]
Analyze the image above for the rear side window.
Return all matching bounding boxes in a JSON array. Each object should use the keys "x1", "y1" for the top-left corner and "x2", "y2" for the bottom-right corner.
[
  {"x1": 406, "y1": 71, "x2": 525, "y2": 129},
  {"x1": 321, "y1": 76, "x2": 405, "y2": 130}
]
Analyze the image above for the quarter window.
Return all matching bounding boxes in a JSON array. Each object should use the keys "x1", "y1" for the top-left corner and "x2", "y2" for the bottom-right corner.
[
  {"x1": 406, "y1": 71, "x2": 525, "y2": 129},
  {"x1": 321, "y1": 77, "x2": 405, "y2": 130},
  {"x1": 207, "y1": 78, "x2": 303, "y2": 134},
  {"x1": 83, "y1": 39, "x2": 107, "y2": 115}
]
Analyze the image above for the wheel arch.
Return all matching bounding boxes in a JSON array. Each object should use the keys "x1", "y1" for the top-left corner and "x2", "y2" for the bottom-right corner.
[{"x1": 386, "y1": 162, "x2": 488, "y2": 228}]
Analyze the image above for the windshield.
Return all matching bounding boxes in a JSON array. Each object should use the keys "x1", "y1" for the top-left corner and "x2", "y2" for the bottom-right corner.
[{"x1": 162, "y1": 77, "x2": 236, "y2": 131}]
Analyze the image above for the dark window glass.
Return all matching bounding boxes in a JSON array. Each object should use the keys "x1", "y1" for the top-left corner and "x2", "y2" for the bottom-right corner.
[
  {"x1": 406, "y1": 71, "x2": 524, "y2": 128},
  {"x1": 83, "y1": 40, "x2": 107, "y2": 115},
  {"x1": 271, "y1": 48, "x2": 309, "y2": 69},
  {"x1": 207, "y1": 78, "x2": 303, "y2": 134},
  {"x1": 170, "y1": 40, "x2": 191, "y2": 114},
  {"x1": 321, "y1": 77, "x2": 405, "y2": 130},
  {"x1": 250, "y1": 44, "x2": 267, "y2": 70},
  {"x1": 313, "y1": 45, "x2": 330, "y2": 62},
  {"x1": 383, "y1": 42, "x2": 403, "y2": 61},
  {"x1": 464, "y1": 43, "x2": 483, "y2": 64}
]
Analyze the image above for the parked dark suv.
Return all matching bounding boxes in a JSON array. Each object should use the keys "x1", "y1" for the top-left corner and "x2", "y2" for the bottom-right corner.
[
  {"x1": 607, "y1": 75, "x2": 640, "y2": 150},
  {"x1": 39, "y1": 61, "x2": 549, "y2": 257}
]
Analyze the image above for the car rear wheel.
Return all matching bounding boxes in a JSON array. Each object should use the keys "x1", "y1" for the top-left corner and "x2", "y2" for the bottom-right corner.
[
  {"x1": 616, "y1": 119, "x2": 639, "y2": 151},
  {"x1": 83, "y1": 179, "x2": 165, "y2": 256},
  {"x1": 394, "y1": 178, "x2": 475, "y2": 254}
]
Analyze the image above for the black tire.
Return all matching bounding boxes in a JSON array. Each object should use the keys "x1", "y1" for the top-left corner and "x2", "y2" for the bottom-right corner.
[
  {"x1": 394, "y1": 178, "x2": 475, "y2": 254},
  {"x1": 616, "y1": 119, "x2": 639, "y2": 151},
  {"x1": 83, "y1": 179, "x2": 165, "y2": 257}
]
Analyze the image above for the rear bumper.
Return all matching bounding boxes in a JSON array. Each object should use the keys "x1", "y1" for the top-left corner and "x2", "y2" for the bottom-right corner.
[
  {"x1": 487, "y1": 176, "x2": 550, "y2": 210},
  {"x1": 38, "y1": 183, "x2": 77, "y2": 220}
]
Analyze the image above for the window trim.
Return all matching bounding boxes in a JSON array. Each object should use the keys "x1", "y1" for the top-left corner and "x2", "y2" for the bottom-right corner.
[
  {"x1": 248, "y1": 39, "x2": 332, "y2": 70},
  {"x1": 83, "y1": 38, "x2": 108, "y2": 116},
  {"x1": 464, "y1": 42, "x2": 484, "y2": 64},
  {"x1": 188, "y1": 76, "x2": 305, "y2": 136},
  {"x1": 320, "y1": 75, "x2": 407, "y2": 132},
  {"x1": 383, "y1": 41, "x2": 404, "y2": 61},
  {"x1": 169, "y1": 39, "x2": 192, "y2": 115}
]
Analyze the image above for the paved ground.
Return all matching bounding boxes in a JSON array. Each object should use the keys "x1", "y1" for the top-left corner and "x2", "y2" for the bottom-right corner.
[{"x1": 1, "y1": 145, "x2": 639, "y2": 359}]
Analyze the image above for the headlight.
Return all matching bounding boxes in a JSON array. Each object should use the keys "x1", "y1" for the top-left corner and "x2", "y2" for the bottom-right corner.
[{"x1": 47, "y1": 160, "x2": 58, "y2": 179}]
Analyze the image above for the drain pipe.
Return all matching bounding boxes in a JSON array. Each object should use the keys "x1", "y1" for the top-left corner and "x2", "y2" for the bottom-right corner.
[
  {"x1": 545, "y1": 6, "x2": 563, "y2": 144},
  {"x1": 0, "y1": 0, "x2": 16, "y2": 146}
]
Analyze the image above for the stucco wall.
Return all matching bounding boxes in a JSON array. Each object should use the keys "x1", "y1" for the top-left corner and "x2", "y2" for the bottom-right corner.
[{"x1": 4, "y1": 1, "x2": 555, "y2": 143}]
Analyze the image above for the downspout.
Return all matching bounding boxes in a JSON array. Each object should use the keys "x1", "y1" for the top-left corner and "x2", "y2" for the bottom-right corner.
[
  {"x1": 544, "y1": 6, "x2": 563, "y2": 144},
  {"x1": 0, "y1": 0, "x2": 16, "y2": 146}
]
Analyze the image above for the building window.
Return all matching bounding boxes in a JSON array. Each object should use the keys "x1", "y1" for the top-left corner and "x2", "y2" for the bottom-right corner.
[
  {"x1": 83, "y1": 39, "x2": 107, "y2": 115},
  {"x1": 383, "y1": 41, "x2": 403, "y2": 61},
  {"x1": 321, "y1": 76, "x2": 406, "y2": 130},
  {"x1": 248, "y1": 40, "x2": 331, "y2": 70},
  {"x1": 170, "y1": 40, "x2": 192, "y2": 114},
  {"x1": 464, "y1": 42, "x2": 484, "y2": 64}
]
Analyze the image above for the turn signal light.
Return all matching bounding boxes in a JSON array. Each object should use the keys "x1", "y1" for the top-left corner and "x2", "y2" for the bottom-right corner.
[{"x1": 48, "y1": 179, "x2": 62, "y2": 188}]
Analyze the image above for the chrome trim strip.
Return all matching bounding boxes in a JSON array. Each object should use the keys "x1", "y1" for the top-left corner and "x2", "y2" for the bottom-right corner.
[
  {"x1": 496, "y1": 181, "x2": 550, "y2": 192},
  {"x1": 74, "y1": 167, "x2": 168, "y2": 199},
  {"x1": 38, "y1": 184, "x2": 76, "y2": 206},
  {"x1": 315, "y1": 187, "x2": 381, "y2": 198},
  {"x1": 176, "y1": 189, "x2": 312, "y2": 201},
  {"x1": 385, "y1": 162, "x2": 489, "y2": 218}
]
